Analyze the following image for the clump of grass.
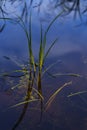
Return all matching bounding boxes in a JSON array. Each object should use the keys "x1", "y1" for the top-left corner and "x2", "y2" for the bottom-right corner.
[
  {"x1": 0, "y1": 9, "x2": 83, "y2": 107},
  {"x1": 0, "y1": 10, "x2": 64, "y2": 101},
  {"x1": 1, "y1": 9, "x2": 84, "y2": 115},
  {"x1": 1, "y1": 3, "x2": 87, "y2": 130},
  {"x1": 1, "y1": 9, "x2": 86, "y2": 130}
]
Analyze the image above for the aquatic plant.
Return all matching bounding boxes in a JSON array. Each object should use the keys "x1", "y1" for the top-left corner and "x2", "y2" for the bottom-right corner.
[
  {"x1": 0, "y1": 1, "x2": 87, "y2": 130},
  {"x1": 0, "y1": 7, "x2": 83, "y2": 107},
  {"x1": 0, "y1": 7, "x2": 64, "y2": 97}
]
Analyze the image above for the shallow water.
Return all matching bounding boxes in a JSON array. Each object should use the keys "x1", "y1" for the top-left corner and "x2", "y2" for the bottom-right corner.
[{"x1": 0, "y1": 0, "x2": 87, "y2": 130}]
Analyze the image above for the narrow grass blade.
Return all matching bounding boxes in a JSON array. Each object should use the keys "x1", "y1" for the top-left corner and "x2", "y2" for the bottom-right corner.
[
  {"x1": 44, "y1": 38, "x2": 58, "y2": 61},
  {"x1": 42, "y1": 60, "x2": 60, "y2": 76},
  {"x1": 0, "y1": 24, "x2": 5, "y2": 32},
  {"x1": 1, "y1": 69, "x2": 26, "y2": 77},
  {"x1": 10, "y1": 99, "x2": 39, "y2": 108},
  {"x1": 67, "y1": 91, "x2": 87, "y2": 97},
  {"x1": 39, "y1": 45, "x2": 44, "y2": 71},
  {"x1": 0, "y1": 17, "x2": 15, "y2": 21},
  {"x1": 17, "y1": 13, "x2": 35, "y2": 72},
  {"x1": 53, "y1": 73, "x2": 82, "y2": 77},
  {"x1": 33, "y1": 87, "x2": 44, "y2": 100},
  {"x1": 43, "y1": 11, "x2": 64, "y2": 51},
  {"x1": 28, "y1": 12, "x2": 36, "y2": 71},
  {"x1": 11, "y1": 84, "x2": 19, "y2": 90},
  {"x1": 39, "y1": 23, "x2": 44, "y2": 71},
  {"x1": 45, "y1": 81, "x2": 72, "y2": 111}
]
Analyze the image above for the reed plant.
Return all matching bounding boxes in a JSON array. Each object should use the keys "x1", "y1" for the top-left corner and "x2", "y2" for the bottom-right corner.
[
  {"x1": 0, "y1": 9, "x2": 83, "y2": 110},
  {"x1": 1, "y1": 9, "x2": 81, "y2": 106},
  {"x1": 0, "y1": 10, "x2": 65, "y2": 104},
  {"x1": 13, "y1": 11, "x2": 64, "y2": 97},
  {"x1": 0, "y1": 2, "x2": 86, "y2": 129}
]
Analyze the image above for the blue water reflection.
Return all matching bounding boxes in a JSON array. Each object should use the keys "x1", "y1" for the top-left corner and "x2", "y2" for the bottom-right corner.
[
  {"x1": 0, "y1": 0, "x2": 87, "y2": 130},
  {"x1": 0, "y1": 0, "x2": 87, "y2": 58}
]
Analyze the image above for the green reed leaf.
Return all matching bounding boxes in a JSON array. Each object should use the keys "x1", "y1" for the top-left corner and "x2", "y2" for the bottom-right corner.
[
  {"x1": 42, "y1": 60, "x2": 60, "y2": 76},
  {"x1": 10, "y1": 99, "x2": 39, "y2": 108},
  {"x1": 67, "y1": 91, "x2": 87, "y2": 97},
  {"x1": 44, "y1": 38, "x2": 58, "y2": 61},
  {"x1": 45, "y1": 81, "x2": 72, "y2": 111},
  {"x1": 33, "y1": 87, "x2": 44, "y2": 100},
  {"x1": 43, "y1": 11, "x2": 64, "y2": 51},
  {"x1": 53, "y1": 73, "x2": 82, "y2": 77},
  {"x1": 39, "y1": 23, "x2": 44, "y2": 71}
]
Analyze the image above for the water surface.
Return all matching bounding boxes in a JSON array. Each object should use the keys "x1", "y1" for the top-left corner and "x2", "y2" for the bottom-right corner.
[{"x1": 0, "y1": 0, "x2": 87, "y2": 130}]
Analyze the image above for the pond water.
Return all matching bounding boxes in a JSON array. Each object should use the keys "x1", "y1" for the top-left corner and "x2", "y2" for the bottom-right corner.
[{"x1": 0, "y1": 0, "x2": 87, "y2": 130}]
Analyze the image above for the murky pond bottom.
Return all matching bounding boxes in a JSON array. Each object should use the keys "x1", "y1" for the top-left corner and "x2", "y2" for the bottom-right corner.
[{"x1": 0, "y1": 51, "x2": 87, "y2": 130}]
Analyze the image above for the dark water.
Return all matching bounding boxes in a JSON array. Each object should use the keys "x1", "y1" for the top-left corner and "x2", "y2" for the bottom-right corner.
[{"x1": 0, "y1": 0, "x2": 87, "y2": 130}]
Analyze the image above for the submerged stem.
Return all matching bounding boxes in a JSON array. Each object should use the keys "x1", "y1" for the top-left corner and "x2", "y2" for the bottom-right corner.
[{"x1": 38, "y1": 71, "x2": 42, "y2": 95}]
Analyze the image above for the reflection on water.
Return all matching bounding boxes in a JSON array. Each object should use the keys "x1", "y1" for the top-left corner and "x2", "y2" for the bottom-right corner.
[
  {"x1": 0, "y1": 52, "x2": 87, "y2": 130},
  {"x1": 0, "y1": 0, "x2": 87, "y2": 130}
]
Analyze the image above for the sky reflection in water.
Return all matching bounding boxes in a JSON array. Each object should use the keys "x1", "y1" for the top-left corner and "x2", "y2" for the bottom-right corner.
[{"x1": 0, "y1": 0, "x2": 87, "y2": 130}]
